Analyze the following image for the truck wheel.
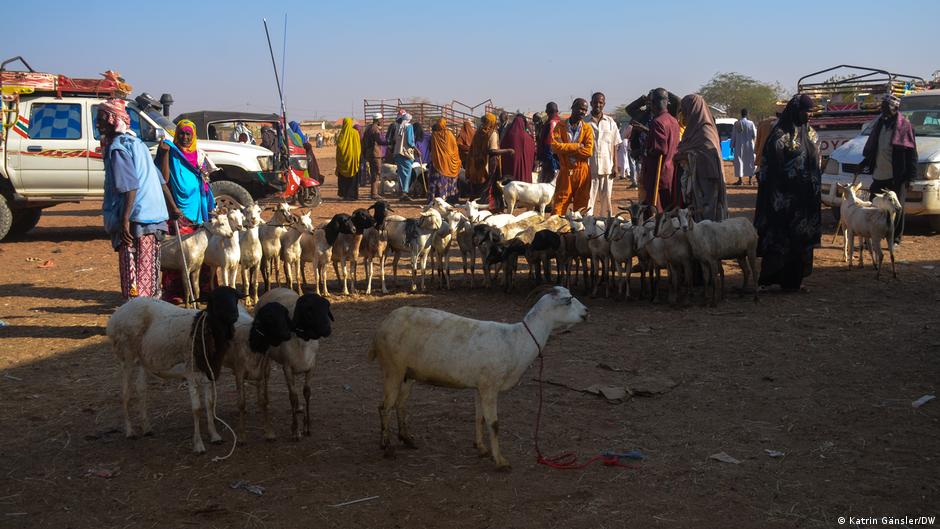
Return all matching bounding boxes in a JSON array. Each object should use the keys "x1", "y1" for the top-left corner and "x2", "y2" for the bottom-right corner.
[
  {"x1": 9, "y1": 208, "x2": 42, "y2": 237},
  {"x1": 0, "y1": 197, "x2": 13, "y2": 241},
  {"x1": 210, "y1": 180, "x2": 253, "y2": 210}
]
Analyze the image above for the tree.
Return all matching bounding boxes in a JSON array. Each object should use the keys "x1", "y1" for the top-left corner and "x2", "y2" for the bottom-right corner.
[
  {"x1": 610, "y1": 104, "x2": 630, "y2": 125},
  {"x1": 698, "y1": 72, "x2": 787, "y2": 120}
]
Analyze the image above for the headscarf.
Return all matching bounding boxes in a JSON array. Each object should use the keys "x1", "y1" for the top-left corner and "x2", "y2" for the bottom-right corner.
[
  {"x1": 456, "y1": 120, "x2": 475, "y2": 153},
  {"x1": 500, "y1": 115, "x2": 536, "y2": 183},
  {"x1": 335, "y1": 117, "x2": 361, "y2": 178},
  {"x1": 882, "y1": 94, "x2": 915, "y2": 149},
  {"x1": 676, "y1": 94, "x2": 722, "y2": 157},
  {"x1": 97, "y1": 98, "x2": 130, "y2": 149},
  {"x1": 467, "y1": 113, "x2": 498, "y2": 183},
  {"x1": 174, "y1": 119, "x2": 200, "y2": 168},
  {"x1": 303, "y1": 141, "x2": 322, "y2": 182},
  {"x1": 777, "y1": 94, "x2": 815, "y2": 133},
  {"x1": 430, "y1": 118, "x2": 462, "y2": 177},
  {"x1": 289, "y1": 120, "x2": 308, "y2": 143}
]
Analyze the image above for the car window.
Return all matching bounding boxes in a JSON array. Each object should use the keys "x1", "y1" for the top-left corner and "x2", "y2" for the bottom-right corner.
[
  {"x1": 716, "y1": 123, "x2": 733, "y2": 142},
  {"x1": 28, "y1": 103, "x2": 82, "y2": 140},
  {"x1": 90, "y1": 104, "x2": 142, "y2": 140},
  {"x1": 903, "y1": 110, "x2": 940, "y2": 137}
]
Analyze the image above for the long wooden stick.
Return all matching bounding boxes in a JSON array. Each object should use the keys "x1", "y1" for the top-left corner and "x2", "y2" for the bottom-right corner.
[{"x1": 651, "y1": 154, "x2": 664, "y2": 209}]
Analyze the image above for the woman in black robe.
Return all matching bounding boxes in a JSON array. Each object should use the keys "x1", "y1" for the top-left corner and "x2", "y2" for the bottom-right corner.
[{"x1": 753, "y1": 94, "x2": 821, "y2": 292}]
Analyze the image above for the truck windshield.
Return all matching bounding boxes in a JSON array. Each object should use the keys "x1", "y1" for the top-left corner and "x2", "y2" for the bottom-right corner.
[{"x1": 145, "y1": 109, "x2": 176, "y2": 134}]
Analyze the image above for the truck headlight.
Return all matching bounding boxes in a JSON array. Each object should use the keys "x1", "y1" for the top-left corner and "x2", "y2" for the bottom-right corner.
[
  {"x1": 922, "y1": 161, "x2": 940, "y2": 180},
  {"x1": 257, "y1": 155, "x2": 274, "y2": 172},
  {"x1": 824, "y1": 158, "x2": 840, "y2": 175}
]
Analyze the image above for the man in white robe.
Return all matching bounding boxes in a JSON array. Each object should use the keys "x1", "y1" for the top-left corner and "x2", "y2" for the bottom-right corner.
[{"x1": 731, "y1": 108, "x2": 757, "y2": 185}]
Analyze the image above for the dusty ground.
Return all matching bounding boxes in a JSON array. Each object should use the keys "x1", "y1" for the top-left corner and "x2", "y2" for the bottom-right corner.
[{"x1": 1, "y1": 150, "x2": 938, "y2": 529}]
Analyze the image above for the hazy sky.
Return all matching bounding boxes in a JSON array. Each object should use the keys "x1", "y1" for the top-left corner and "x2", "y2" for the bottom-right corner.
[{"x1": 8, "y1": 0, "x2": 938, "y2": 120}]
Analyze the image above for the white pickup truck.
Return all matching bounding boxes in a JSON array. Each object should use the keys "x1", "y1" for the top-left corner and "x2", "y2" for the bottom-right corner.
[
  {"x1": 821, "y1": 89, "x2": 940, "y2": 230},
  {"x1": 1, "y1": 89, "x2": 276, "y2": 240}
]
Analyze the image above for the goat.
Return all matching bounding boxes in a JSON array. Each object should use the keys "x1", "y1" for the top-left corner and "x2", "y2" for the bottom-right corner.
[
  {"x1": 107, "y1": 287, "x2": 242, "y2": 453},
  {"x1": 430, "y1": 217, "x2": 457, "y2": 290},
  {"x1": 238, "y1": 203, "x2": 264, "y2": 305},
  {"x1": 324, "y1": 213, "x2": 360, "y2": 295},
  {"x1": 256, "y1": 288, "x2": 334, "y2": 440},
  {"x1": 460, "y1": 199, "x2": 492, "y2": 223},
  {"x1": 260, "y1": 203, "x2": 297, "y2": 291},
  {"x1": 160, "y1": 222, "x2": 210, "y2": 307},
  {"x1": 385, "y1": 208, "x2": 443, "y2": 292},
  {"x1": 473, "y1": 223, "x2": 504, "y2": 288},
  {"x1": 605, "y1": 216, "x2": 636, "y2": 299},
  {"x1": 526, "y1": 229, "x2": 565, "y2": 284},
  {"x1": 582, "y1": 214, "x2": 612, "y2": 297},
  {"x1": 360, "y1": 200, "x2": 393, "y2": 295},
  {"x1": 680, "y1": 209, "x2": 758, "y2": 305},
  {"x1": 496, "y1": 179, "x2": 555, "y2": 216},
  {"x1": 451, "y1": 211, "x2": 478, "y2": 287},
  {"x1": 222, "y1": 302, "x2": 294, "y2": 441},
  {"x1": 839, "y1": 183, "x2": 901, "y2": 279},
  {"x1": 300, "y1": 228, "x2": 332, "y2": 296},
  {"x1": 563, "y1": 212, "x2": 592, "y2": 290},
  {"x1": 485, "y1": 236, "x2": 529, "y2": 293},
  {"x1": 369, "y1": 286, "x2": 588, "y2": 469},
  {"x1": 203, "y1": 209, "x2": 245, "y2": 288},
  {"x1": 280, "y1": 211, "x2": 317, "y2": 294}
]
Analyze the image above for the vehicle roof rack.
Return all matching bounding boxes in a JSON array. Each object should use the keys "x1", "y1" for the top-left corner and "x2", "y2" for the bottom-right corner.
[{"x1": 0, "y1": 57, "x2": 132, "y2": 99}]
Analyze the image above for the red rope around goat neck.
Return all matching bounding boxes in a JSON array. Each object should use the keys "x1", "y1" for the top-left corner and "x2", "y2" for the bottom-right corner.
[{"x1": 523, "y1": 321, "x2": 637, "y2": 470}]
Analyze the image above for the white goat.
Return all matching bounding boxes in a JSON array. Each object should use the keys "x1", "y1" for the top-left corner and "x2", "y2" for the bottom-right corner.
[
  {"x1": 461, "y1": 199, "x2": 492, "y2": 223},
  {"x1": 605, "y1": 216, "x2": 636, "y2": 299},
  {"x1": 496, "y1": 180, "x2": 555, "y2": 216},
  {"x1": 256, "y1": 288, "x2": 334, "y2": 440},
  {"x1": 280, "y1": 211, "x2": 316, "y2": 294},
  {"x1": 238, "y1": 203, "x2": 264, "y2": 305},
  {"x1": 385, "y1": 208, "x2": 443, "y2": 292},
  {"x1": 300, "y1": 228, "x2": 332, "y2": 296},
  {"x1": 107, "y1": 288, "x2": 242, "y2": 453},
  {"x1": 160, "y1": 223, "x2": 209, "y2": 307},
  {"x1": 430, "y1": 218, "x2": 457, "y2": 289},
  {"x1": 369, "y1": 286, "x2": 588, "y2": 469},
  {"x1": 680, "y1": 209, "x2": 758, "y2": 305},
  {"x1": 260, "y1": 203, "x2": 296, "y2": 290},
  {"x1": 204, "y1": 209, "x2": 244, "y2": 288},
  {"x1": 839, "y1": 183, "x2": 901, "y2": 278}
]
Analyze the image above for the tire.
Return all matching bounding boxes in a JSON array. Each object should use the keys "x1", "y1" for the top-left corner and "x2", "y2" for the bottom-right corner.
[
  {"x1": 9, "y1": 208, "x2": 42, "y2": 237},
  {"x1": 296, "y1": 185, "x2": 322, "y2": 208},
  {"x1": 0, "y1": 196, "x2": 12, "y2": 241},
  {"x1": 210, "y1": 180, "x2": 253, "y2": 210}
]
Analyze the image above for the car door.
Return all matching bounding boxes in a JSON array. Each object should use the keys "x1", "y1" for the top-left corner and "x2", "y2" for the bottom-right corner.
[
  {"x1": 16, "y1": 97, "x2": 89, "y2": 196},
  {"x1": 87, "y1": 102, "x2": 147, "y2": 197}
]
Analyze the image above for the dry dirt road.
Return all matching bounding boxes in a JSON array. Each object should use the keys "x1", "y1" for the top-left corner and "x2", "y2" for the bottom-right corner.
[{"x1": 1, "y1": 151, "x2": 938, "y2": 528}]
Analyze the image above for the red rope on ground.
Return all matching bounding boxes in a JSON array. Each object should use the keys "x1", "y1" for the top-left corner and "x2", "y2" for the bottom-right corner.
[{"x1": 523, "y1": 322, "x2": 638, "y2": 471}]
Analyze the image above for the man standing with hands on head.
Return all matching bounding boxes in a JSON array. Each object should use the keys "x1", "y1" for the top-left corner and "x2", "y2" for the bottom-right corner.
[
  {"x1": 585, "y1": 92, "x2": 621, "y2": 216},
  {"x1": 640, "y1": 88, "x2": 681, "y2": 211},
  {"x1": 860, "y1": 94, "x2": 917, "y2": 245},
  {"x1": 550, "y1": 98, "x2": 594, "y2": 216}
]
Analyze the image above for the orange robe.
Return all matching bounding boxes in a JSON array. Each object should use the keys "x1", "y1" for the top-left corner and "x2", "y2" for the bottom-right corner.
[{"x1": 550, "y1": 120, "x2": 594, "y2": 216}]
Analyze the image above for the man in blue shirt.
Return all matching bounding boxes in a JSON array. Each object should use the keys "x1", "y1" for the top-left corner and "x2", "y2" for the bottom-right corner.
[{"x1": 98, "y1": 99, "x2": 169, "y2": 299}]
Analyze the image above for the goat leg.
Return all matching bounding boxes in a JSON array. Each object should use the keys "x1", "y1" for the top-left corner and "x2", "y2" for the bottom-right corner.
[{"x1": 303, "y1": 371, "x2": 312, "y2": 437}]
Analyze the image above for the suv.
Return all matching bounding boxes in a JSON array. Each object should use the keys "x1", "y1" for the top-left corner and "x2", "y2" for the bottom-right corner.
[
  {"x1": 0, "y1": 66, "x2": 278, "y2": 240},
  {"x1": 821, "y1": 89, "x2": 940, "y2": 230}
]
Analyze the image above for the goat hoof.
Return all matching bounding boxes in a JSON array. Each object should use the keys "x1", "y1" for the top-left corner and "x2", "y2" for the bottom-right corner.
[
  {"x1": 495, "y1": 461, "x2": 512, "y2": 472},
  {"x1": 193, "y1": 444, "x2": 207, "y2": 454},
  {"x1": 210, "y1": 437, "x2": 224, "y2": 445}
]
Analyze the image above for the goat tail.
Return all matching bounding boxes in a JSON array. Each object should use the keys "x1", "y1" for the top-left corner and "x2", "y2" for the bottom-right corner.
[{"x1": 496, "y1": 180, "x2": 505, "y2": 191}]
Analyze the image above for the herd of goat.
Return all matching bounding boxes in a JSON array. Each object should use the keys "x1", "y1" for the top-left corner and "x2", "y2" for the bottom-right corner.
[
  {"x1": 109, "y1": 180, "x2": 904, "y2": 467},
  {"x1": 158, "y1": 177, "x2": 903, "y2": 308}
]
